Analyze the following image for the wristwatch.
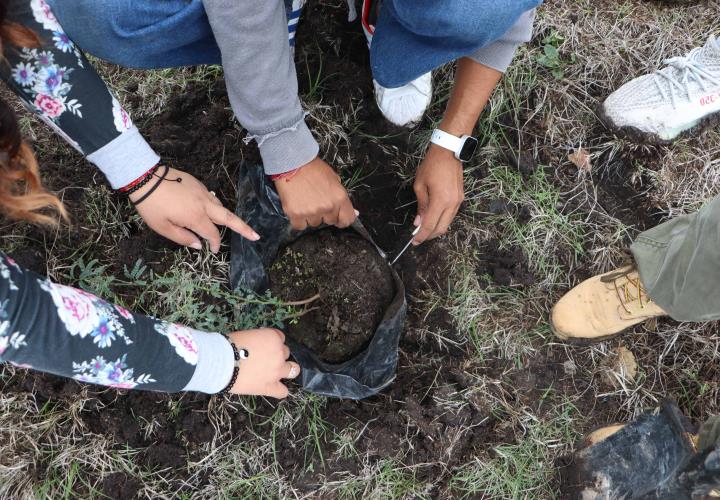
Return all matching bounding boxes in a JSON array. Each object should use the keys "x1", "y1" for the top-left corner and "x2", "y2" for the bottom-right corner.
[{"x1": 430, "y1": 129, "x2": 478, "y2": 162}]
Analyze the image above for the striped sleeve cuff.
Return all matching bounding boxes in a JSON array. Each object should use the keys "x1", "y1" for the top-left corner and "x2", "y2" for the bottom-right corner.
[
  {"x1": 86, "y1": 127, "x2": 161, "y2": 189},
  {"x1": 182, "y1": 330, "x2": 235, "y2": 394}
]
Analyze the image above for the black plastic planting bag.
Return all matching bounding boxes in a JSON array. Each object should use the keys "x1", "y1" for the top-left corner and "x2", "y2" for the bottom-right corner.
[
  {"x1": 563, "y1": 399, "x2": 699, "y2": 499},
  {"x1": 230, "y1": 162, "x2": 407, "y2": 400}
]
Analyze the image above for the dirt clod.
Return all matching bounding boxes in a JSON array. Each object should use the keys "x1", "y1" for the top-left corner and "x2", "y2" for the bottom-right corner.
[
  {"x1": 101, "y1": 473, "x2": 142, "y2": 500},
  {"x1": 601, "y1": 346, "x2": 639, "y2": 387},
  {"x1": 506, "y1": 149, "x2": 538, "y2": 175}
]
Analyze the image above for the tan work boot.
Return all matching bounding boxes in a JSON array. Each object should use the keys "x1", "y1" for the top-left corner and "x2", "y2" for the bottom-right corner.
[
  {"x1": 585, "y1": 424, "x2": 625, "y2": 446},
  {"x1": 551, "y1": 266, "x2": 667, "y2": 343}
]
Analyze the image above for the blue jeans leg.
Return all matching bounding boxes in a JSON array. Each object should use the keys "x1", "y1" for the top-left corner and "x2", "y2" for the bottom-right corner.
[
  {"x1": 46, "y1": 0, "x2": 222, "y2": 69},
  {"x1": 370, "y1": 0, "x2": 541, "y2": 88}
]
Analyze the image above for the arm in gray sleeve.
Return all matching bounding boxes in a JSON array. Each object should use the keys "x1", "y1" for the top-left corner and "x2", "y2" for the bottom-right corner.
[
  {"x1": 469, "y1": 9, "x2": 537, "y2": 73},
  {"x1": 203, "y1": 0, "x2": 319, "y2": 176}
]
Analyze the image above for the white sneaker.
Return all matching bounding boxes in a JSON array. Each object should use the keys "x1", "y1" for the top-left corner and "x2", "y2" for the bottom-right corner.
[
  {"x1": 600, "y1": 35, "x2": 720, "y2": 143},
  {"x1": 362, "y1": 0, "x2": 432, "y2": 128},
  {"x1": 372, "y1": 73, "x2": 433, "y2": 127}
]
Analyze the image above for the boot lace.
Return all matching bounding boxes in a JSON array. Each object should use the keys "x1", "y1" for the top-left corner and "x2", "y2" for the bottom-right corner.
[
  {"x1": 600, "y1": 267, "x2": 650, "y2": 315},
  {"x1": 653, "y1": 39, "x2": 720, "y2": 109}
]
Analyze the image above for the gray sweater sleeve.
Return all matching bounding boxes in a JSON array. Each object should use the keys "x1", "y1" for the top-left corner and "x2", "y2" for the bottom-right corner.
[
  {"x1": 469, "y1": 9, "x2": 536, "y2": 73},
  {"x1": 203, "y1": 0, "x2": 319, "y2": 175}
]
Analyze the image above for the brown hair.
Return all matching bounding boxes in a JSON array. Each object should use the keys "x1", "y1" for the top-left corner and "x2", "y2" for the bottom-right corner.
[{"x1": 0, "y1": 3, "x2": 67, "y2": 225}]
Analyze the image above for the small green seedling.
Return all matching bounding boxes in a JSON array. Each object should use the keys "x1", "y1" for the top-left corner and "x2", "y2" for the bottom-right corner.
[{"x1": 536, "y1": 29, "x2": 576, "y2": 79}]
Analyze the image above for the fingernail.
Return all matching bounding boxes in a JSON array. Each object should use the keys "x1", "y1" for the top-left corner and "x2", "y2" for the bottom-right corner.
[
  {"x1": 413, "y1": 215, "x2": 421, "y2": 226},
  {"x1": 191, "y1": 241, "x2": 202, "y2": 250},
  {"x1": 251, "y1": 232, "x2": 261, "y2": 241}
]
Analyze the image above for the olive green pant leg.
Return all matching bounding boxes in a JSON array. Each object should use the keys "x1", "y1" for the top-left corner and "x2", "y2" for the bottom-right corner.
[{"x1": 631, "y1": 195, "x2": 720, "y2": 322}]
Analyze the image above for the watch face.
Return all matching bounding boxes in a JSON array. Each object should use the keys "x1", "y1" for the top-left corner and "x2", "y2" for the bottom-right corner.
[{"x1": 459, "y1": 137, "x2": 478, "y2": 162}]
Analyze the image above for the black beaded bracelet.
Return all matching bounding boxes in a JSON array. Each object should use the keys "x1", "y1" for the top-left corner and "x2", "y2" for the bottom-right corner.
[
  {"x1": 220, "y1": 338, "x2": 249, "y2": 395},
  {"x1": 131, "y1": 164, "x2": 169, "y2": 206},
  {"x1": 121, "y1": 164, "x2": 159, "y2": 196}
]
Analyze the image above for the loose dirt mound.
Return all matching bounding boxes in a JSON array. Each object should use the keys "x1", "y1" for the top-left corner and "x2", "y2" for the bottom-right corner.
[{"x1": 269, "y1": 230, "x2": 394, "y2": 363}]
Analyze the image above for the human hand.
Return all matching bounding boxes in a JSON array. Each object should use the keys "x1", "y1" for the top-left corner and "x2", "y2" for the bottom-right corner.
[
  {"x1": 274, "y1": 157, "x2": 357, "y2": 230},
  {"x1": 130, "y1": 166, "x2": 259, "y2": 253},
  {"x1": 227, "y1": 328, "x2": 300, "y2": 399},
  {"x1": 412, "y1": 144, "x2": 464, "y2": 244}
]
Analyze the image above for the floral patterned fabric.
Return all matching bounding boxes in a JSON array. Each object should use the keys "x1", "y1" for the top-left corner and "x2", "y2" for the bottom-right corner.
[
  {"x1": 0, "y1": 252, "x2": 199, "y2": 391},
  {"x1": 1, "y1": 0, "x2": 134, "y2": 156}
]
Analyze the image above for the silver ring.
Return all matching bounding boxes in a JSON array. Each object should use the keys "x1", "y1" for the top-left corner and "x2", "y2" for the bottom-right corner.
[{"x1": 288, "y1": 365, "x2": 298, "y2": 378}]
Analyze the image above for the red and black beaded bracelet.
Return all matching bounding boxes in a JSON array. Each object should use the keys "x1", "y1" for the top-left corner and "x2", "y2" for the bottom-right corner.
[{"x1": 118, "y1": 164, "x2": 160, "y2": 195}]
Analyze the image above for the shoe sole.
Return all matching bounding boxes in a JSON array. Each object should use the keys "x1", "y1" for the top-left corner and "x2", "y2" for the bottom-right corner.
[
  {"x1": 596, "y1": 102, "x2": 720, "y2": 145},
  {"x1": 549, "y1": 317, "x2": 625, "y2": 346}
]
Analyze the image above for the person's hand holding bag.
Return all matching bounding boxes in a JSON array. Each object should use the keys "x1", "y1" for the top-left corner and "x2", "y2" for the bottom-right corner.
[
  {"x1": 274, "y1": 157, "x2": 357, "y2": 230},
  {"x1": 226, "y1": 328, "x2": 300, "y2": 399}
]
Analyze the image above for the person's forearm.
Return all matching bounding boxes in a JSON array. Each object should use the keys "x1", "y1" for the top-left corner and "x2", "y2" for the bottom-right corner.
[
  {"x1": 203, "y1": 0, "x2": 319, "y2": 175},
  {"x1": 439, "y1": 7, "x2": 538, "y2": 137},
  {"x1": 0, "y1": 252, "x2": 233, "y2": 393},
  {"x1": 438, "y1": 58, "x2": 502, "y2": 137},
  {"x1": 2, "y1": 0, "x2": 159, "y2": 189}
]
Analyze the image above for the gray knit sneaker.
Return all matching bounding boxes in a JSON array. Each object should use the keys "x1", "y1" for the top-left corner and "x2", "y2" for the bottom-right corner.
[{"x1": 599, "y1": 35, "x2": 720, "y2": 143}]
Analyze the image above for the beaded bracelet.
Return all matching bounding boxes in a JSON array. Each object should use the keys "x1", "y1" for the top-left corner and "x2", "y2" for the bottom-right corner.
[
  {"x1": 220, "y1": 338, "x2": 249, "y2": 395},
  {"x1": 131, "y1": 164, "x2": 169, "y2": 206},
  {"x1": 119, "y1": 164, "x2": 160, "y2": 195}
]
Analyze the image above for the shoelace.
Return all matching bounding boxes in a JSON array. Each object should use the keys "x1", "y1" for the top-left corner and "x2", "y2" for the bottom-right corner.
[
  {"x1": 653, "y1": 41, "x2": 720, "y2": 108},
  {"x1": 600, "y1": 267, "x2": 651, "y2": 315}
]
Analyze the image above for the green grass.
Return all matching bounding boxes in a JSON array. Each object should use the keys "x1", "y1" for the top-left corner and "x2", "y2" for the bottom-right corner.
[
  {"x1": 450, "y1": 401, "x2": 580, "y2": 499},
  {"x1": 473, "y1": 165, "x2": 586, "y2": 283},
  {"x1": 303, "y1": 44, "x2": 336, "y2": 103},
  {"x1": 57, "y1": 248, "x2": 297, "y2": 332},
  {"x1": 329, "y1": 459, "x2": 432, "y2": 500}
]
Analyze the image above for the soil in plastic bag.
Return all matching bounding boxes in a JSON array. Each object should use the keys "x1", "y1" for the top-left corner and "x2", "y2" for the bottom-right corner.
[
  {"x1": 231, "y1": 161, "x2": 407, "y2": 400},
  {"x1": 268, "y1": 230, "x2": 394, "y2": 363}
]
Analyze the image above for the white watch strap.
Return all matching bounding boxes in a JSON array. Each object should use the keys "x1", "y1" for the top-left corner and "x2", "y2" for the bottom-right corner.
[
  {"x1": 430, "y1": 129, "x2": 464, "y2": 156},
  {"x1": 430, "y1": 128, "x2": 467, "y2": 159}
]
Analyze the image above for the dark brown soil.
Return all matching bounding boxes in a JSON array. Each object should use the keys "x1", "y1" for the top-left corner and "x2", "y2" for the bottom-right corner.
[{"x1": 268, "y1": 230, "x2": 394, "y2": 363}]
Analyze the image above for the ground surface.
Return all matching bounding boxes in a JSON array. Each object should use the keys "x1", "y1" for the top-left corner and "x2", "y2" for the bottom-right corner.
[{"x1": 2, "y1": 0, "x2": 720, "y2": 498}]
